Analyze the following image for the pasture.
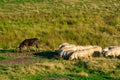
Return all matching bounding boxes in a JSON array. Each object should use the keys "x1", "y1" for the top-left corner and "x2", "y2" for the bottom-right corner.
[
  {"x1": 0, "y1": 0, "x2": 120, "y2": 49},
  {"x1": 0, "y1": 0, "x2": 120, "y2": 80},
  {"x1": 0, "y1": 50, "x2": 120, "y2": 80}
]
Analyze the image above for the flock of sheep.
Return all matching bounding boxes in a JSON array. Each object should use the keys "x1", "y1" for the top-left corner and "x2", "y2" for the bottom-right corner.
[
  {"x1": 57, "y1": 43, "x2": 120, "y2": 60},
  {"x1": 17, "y1": 38, "x2": 120, "y2": 60}
]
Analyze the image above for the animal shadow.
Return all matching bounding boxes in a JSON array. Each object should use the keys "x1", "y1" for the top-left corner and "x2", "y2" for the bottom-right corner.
[
  {"x1": 0, "y1": 49, "x2": 18, "y2": 53},
  {"x1": 34, "y1": 50, "x2": 59, "y2": 59}
]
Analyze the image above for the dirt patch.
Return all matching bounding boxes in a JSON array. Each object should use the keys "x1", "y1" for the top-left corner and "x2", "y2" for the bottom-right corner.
[
  {"x1": 0, "y1": 51, "x2": 58, "y2": 65},
  {"x1": 0, "y1": 57, "x2": 42, "y2": 65},
  {"x1": 0, "y1": 52, "x2": 34, "y2": 58},
  {"x1": 0, "y1": 52, "x2": 42, "y2": 65}
]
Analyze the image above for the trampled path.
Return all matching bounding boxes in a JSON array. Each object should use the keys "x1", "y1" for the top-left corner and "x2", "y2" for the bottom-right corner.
[
  {"x1": 0, "y1": 52, "x2": 34, "y2": 57},
  {"x1": 0, "y1": 52, "x2": 41, "y2": 65}
]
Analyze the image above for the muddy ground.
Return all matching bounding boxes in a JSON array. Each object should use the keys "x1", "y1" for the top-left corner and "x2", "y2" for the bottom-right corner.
[{"x1": 0, "y1": 51, "x2": 58, "y2": 65}]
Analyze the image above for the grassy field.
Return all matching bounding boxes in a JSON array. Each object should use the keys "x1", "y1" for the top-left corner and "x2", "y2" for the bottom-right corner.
[
  {"x1": 0, "y1": 0, "x2": 120, "y2": 49},
  {"x1": 0, "y1": 50, "x2": 120, "y2": 80},
  {"x1": 0, "y1": 0, "x2": 120, "y2": 80}
]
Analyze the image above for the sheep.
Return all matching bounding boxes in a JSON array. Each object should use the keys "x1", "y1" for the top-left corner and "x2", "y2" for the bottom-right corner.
[
  {"x1": 92, "y1": 46, "x2": 102, "y2": 57},
  {"x1": 58, "y1": 43, "x2": 94, "y2": 52},
  {"x1": 69, "y1": 50, "x2": 89, "y2": 60},
  {"x1": 59, "y1": 43, "x2": 70, "y2": 49},
  {"x1": 59, "y1": 46, "x2": 77, "y2": 58},
  {"x1": 58, "y1": 43, "x2": 77, "y2": 59},
  {"x1": 76, "y1": 45, "x2": 94, "y2": 51},
  {"x1": 102, "y1": 46, "x2": 120, "y2": 56},
  {"x1": 58, "y1": 43, "x2": 76, "y2": 54},
  {"x1": 60, "y1": 45, "x2": 77, "y2": 51},
  {"x1": 105, "y1": 48, "x2": 120, "y2": 58},
  {"x1": 60, "y1": 50, "x2": 74, "y2": 59},
  {"x1": 58, "y1": 43, "x2": 77, "y2": 50},
  {"x1": 60, "y1": 45, "x2": 94, "y2": 52},
  {"x1": 69, "y1": 46, "x2": 102, "y2": 60},
  {"x1": 58, "y1": 45, "x2": 76, "y2": 54},
  {"x1": 58, "y1": 42, "x2": 102, "y2": 60},
  {"x1": 80, "y1": 46, "x2": 102, "y2": 58},
  {"x1": 59, "y1": 45, "x2": 94, "y2": 58},
  {"x1": 103, "y1": 46, "x2": 118, "y2": 52}
]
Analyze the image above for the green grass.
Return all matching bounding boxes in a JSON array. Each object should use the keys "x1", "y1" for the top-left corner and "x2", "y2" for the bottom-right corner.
[
  {"x1": 0, "y1": 0, "x2": 120, "y2": 49},
  {"x1": 0, "y1": 50, "x2": 120, "y2": 80},
  {"x1": 0, "y1": 0, "x2": 120, "y2": 80},
  {"x1": 0, "y1": 56, "x2": 13, "y2": 61},
  {"x1": 0, "y1": 49, "x2": 18, "y2": 54},
  {"x1": 0, "y1": 56, "x2": 120, "y2": 80}
]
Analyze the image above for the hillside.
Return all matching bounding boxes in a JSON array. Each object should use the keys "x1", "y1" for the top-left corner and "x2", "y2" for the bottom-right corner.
[
  {"x1": 0, "y1": 0, "x2": 120, "y2": 49},
  {"x1": 0, "y1": 0, "x2": 120, "y2": 80},
  {"x1": 0, "y1": 50, "x2": 120, "y2": 80}
]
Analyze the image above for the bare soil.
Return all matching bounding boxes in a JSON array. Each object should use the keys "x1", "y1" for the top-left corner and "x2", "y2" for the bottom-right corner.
[{"x1": 0, "y1": 52, "x2": 41, "y2": 65}]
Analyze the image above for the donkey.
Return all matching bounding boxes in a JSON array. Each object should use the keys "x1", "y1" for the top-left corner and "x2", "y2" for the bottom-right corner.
[{"x1": 18, "y1": 38, "x2": 40, "y2": 52}]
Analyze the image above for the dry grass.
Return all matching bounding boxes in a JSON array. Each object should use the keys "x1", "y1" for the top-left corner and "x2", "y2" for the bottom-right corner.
[
  {"x1": 0, "y1": 53, "x2": 120, "y2": 79},
  {"x1": 0, "y1": 0, "x2": 120, "y2": 49},
  {"x1": 0, "y1": 75, "x2": 9, "y2": 80},
  {"x1": 86, "y1": 58, "x2": 119, "y2": 72},
  {"x1": 77, "y1": 71, "x2": 89, "y2": 77},
  {"x1": 0, "y1": 0, "x2": 120, "y2": 79}
]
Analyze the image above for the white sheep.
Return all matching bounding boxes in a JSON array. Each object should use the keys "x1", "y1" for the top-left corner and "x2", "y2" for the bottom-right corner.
[
  {"x1": 59, "y1": 45, "x2": 93, "y2": 58},
  {"x1": 75, "y1": 45, "x2": 95, "y2": 51},
  {"x1": 69, "y1": 46, "x2": 102, "y2": 60},
  {"x1": 92, "y1": 46, "x2": 102, "y2": 57},
  {"x1": 58, "y1": 43, "x2": 76, "y2": 53},
  {"x1": 105, "y1": 48, "x2": 120, "y2": 58},
  {"x1": 60, "y1": 50, "x2": 74, "y2": 59},
  {"x1": 69, "y1": 50, "x2": 89, "y2": 60},
  {"x1": 58, "y1": 46, "x2": 77, "y2": 55},
  {"x1": 102, "y1": 46, "x2": 120, "y2": 55},
  {"x1": 81, "y1": 46, "x2": 102, "y2": 58},
  {"x1": 59, "y1": 42, "x2": 70, "y2": 49}
]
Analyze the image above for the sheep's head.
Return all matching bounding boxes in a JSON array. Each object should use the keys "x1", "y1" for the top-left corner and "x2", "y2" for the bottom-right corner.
[{"x1": 104, "y1": 52, "x2": 111, "y2": 57}]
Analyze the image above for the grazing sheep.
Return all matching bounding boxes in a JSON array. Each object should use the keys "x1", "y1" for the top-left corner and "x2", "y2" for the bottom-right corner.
[
  {"x1": 59, "y1": 45, "x2": 93, "y2": 58},
  {"x1": 102, "y1": 47, "x2": 109, "y2": 53},
  {"x1": 59, "y1": 46, "x2": 77, "y2": 58},
  {"x1": 69, "y1": 50, "x2": 89, "y2": 60},
  {"x1": 105, "y1": 48, "x2": 120, "y2": 58},
  {"x1": 76, "y1": 45, "x2": 94, "y2": 51},
  {"x1": 59, "y1": 43, "x2": 70, "y2": 49},
  {"x1": 58, "y1": 43, "x2": 77, "y2": 59},
  {"x1": 60, "y1": 50, "x2": 74, "y2": 59},
  {"x1": 59, "y1": 45, "x2": 94, "y2": 54},
  {"x1": 102, "y1": 46, "x2": 120, "y2": 55},
  {"x1": 80, "y1": 46, "x2": 102, "y2": 58},
  {"x1": 92, "y1": 46, "x2": 102, "y2": 57},
  {"x1": 103, "y1": 46, "x2": 118, "y2": 52},
  {"x1": 69, "y1": 46, "x2": 102, "y2": 60},
  {"x1": 60, "y1": 45, "x2": 77, "y2": 51},
  {"x1": 18, "y1": 38, "x2": 39, "y2": 51},
  {"x1": 109, "y1": 46, "x2": 119, "y2": 49},
  {"x1": 58, "y1": 43, "x2": 76, "y2": 54},
  {"x1": 58, "y1": 43, "x2": 102, "y2": 60}
]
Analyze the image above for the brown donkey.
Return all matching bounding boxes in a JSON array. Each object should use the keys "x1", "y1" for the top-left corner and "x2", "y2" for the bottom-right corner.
[{"x1": 18, "y1": 38, "x2": 40, "y2": 52}]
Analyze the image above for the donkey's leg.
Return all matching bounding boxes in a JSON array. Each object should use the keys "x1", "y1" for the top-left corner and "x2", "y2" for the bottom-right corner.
[
  {"x1": 27, "y1": 46, "x2": 31, "y2": 52},
  {"x1": 36, "y1": 44, "x2": 40, "y2": 52}
]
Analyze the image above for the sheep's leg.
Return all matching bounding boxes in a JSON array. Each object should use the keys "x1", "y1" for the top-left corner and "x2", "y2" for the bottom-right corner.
[
  {"x1": 89, "y1": 56, "x2": 92, "y2": 60},
  {"x1": 86, "y1": 56, "x2": 89, "y2": 60}
]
